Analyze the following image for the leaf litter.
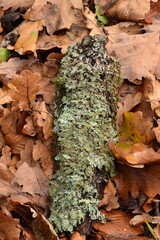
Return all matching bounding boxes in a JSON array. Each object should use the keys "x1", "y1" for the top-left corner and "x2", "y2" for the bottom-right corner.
[{"x1": 0, "y1": 0, "x2": 160, "y2": 239}]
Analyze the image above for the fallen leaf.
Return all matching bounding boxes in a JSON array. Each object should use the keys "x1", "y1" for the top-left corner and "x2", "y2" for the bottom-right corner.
[
  {"x1": 147, "y1": 72, "x2": 160, "y2": 110},
  {"x1": 32, "y1": 212, "x2": 59, "y2": 240},
  {"x1": 109, "y1": 141, "x2": 160, "y2": 165},
  {"x1": 33, "y1": 101, "x2": 53, "y2": 140},
  {"x1": 0, "y1": 145, "x2": 11, "y2": 165},
  {"x1": 33, "y1": 140, "x2": 53, "y2": 179},
  {"x1": 83, "y1": 7, "x2": 104, "y2": 36},
  {"x1": 0, "y1": 211, "x2": 20, "y2": 240},
  {"x1": 94, "y1": 209, "x2": 146, "y2": 240},
  {"x1": 4, "y1": 133, "x2": 32, "y2": 154},
  {"x1": 0, "y1": 0, "x2": 34, "y2": 11},
  {"x1": 25, "y1": 0, "x2": 85, "y2": 35},
  {"x1": 98, "y1": 0, "x2": 158, "y2": 22},
  {"x1": 11, "y1": 162, "x2": 49, "y2": 196},
  {"x1": 0, "y1": 86, "x2": 12, "y2": 104},
  {"x1": 9, "y1": 70, "x2": 41, "y2": 111},
  {"x1": 106, "y1": 22, "x2": 160, "y2": 82},
  {"x1": 8, "y1": 20, "x2": 45, "y2": 55},
  {"x1": 98, "y1": 180, "x2": 119, "y2": 211},
  {"x1": 113, "y1": 163, "x2": 160, "y2": 199},
  {"x1": 22, "y1": 116, "x2": 36, "y2": 136},
  {"x1": 0, "y1": 58, "x2": 31, "y2": 78},
  {"x1": 70, "y1": 232, "x2": 86, "y2": 240},
  {"x1": 119, "y1": 111, "x2": 154, "y2": 144}
]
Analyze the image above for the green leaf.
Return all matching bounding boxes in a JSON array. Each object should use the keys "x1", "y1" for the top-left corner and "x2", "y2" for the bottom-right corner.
[
  {"x1": 95, "y1": 4, "x2": 108, "y2": 24},
  {"x1": 145, "y1": 221, "x2": 158, "y2": 240},
  {"x1": 0, "y1": 47, "x2": 11, "y2": 62}
]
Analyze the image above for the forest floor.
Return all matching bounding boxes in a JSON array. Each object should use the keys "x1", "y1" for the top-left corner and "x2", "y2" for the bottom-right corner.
[{"x1": 0, "y1": 0, "x2": 160, "y2": 239}]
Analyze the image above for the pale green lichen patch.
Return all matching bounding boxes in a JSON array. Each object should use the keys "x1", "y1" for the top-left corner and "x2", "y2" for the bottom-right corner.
[{"x1": 49, "y1": 35, "x2": 122, "y2": 233}]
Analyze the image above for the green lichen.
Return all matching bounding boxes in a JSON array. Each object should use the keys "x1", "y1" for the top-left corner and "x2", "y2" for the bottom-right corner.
[{"x1": 49, "y1": 35, "x2": 122, "y2": 233}]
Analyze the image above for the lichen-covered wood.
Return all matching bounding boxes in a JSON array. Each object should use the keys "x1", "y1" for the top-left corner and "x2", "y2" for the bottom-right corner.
[{"x1": 49, "y1": 35, "x2": 122, "y2": 233}]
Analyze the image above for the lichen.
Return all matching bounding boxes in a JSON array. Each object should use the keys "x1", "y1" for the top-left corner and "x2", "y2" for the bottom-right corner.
[{"x1": 49, "y1": 35, "x2": 122, "y2": 233}]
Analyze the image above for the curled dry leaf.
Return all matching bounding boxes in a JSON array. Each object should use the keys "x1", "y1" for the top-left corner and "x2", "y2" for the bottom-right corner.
[
  {"x1": 22, "y1": 116, "x2": 36, "y2": 137},
  {"x1": 0, "y1": 211, "x2": 20, "y2": 240},
  {"x1": 98, "y1": 180, "x2": 119, "y2": 211},
  {"x1": 4, "y1": 133, "x2": 32, "y2": 154},
  {"x1": 9, "y1": 70, "x2": 41, "y2": 111},
  {"x1": 109, "y1": 141, "x2": 160, "y2": 165},
  {"x1": 0, "y1": 145, "x2": 11, "y2": 165},
  {"x1": 109, "y1": 111, "x2": 157, "y2": 165},
  {"x1": 113, "y1": 163, "x2": 160, "y2": 199}
]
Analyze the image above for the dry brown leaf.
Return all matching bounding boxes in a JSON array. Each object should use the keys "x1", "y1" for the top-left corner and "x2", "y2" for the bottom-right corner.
[
  {"x1": 94, "y1": 209, "x2": 146, "y2": 240},
  {"x1": 9, "y1": 70, "x2": 41, "y2": 111},
  {"x1": 97, "y1": 0, "x2": 158, "y2": 21},
  {"x1": 113, "y1": 163, "x2": 160, "y2": 199},
  {"x1": 0, "y1": 145, "x2": 11, "y2": 165},
  {"x1": 0, "y1": 211, "x2": 20, "y2": 240},
  {"x1": 8, "y1": 20, "x2": 45, "y2": 55},
  {"x1": 0, "y1": 162, "x2": 18, "y2": 197},
  {"x1": 70, "y1": 232, "x2": 86, "y2": 240},
  {"x1": 0, "y1": 0, "x2": 34, "y2": 11},
  {"x1": 4, "y1": 133, "x2": 32, "y2": 154},
  {"x1": 33, "y1": 140, "x2": 53, "y2": 179},
  {"x1": 146, "y1": 72, "x2": 160, "y2": 110},
  {"x1": 83, "y1": 7, "x2": 104, "y2": 36},
  {"x1": 0, "y1": 86, "x2": 12, "y2": 105},
  {"x1": 25, "y1": 0, "x2": 85, "y2": 35},
  {"x1": 11, "y1": 162, "x2": 49, "y2": 196},
  {"x1": 36, "y1": 29, "x2": 89, "y2": 54},
  {"x1": 22, "y1": 116, "x2": 36, "y2": 137},
  {"x1": 153, "y1": 119, "x2": 160, "y2": 143},
  {"x1": 0, "y1": 58, "x2": 31, "y2": 78},
  {"x1": 98, "y1": 180, "x2": 119, "y2": 211},
  {"x1": 109, "y1": 141, "x2": 160, "y2": 165},
  {"x1": 31, "y1": 212, "x2": 59, "y2": 240},
  {"x1": 33, "y1": 101, "x2": 53, "y2": 140},
  {"x1": 0, "y1": 109, "x2": 18, "y2": 135},
  {"x1": 106, "y1": 22, "x2": 160, "y2": 82}
]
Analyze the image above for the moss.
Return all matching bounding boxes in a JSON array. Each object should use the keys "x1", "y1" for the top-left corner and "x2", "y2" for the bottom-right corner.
[{"x1": 49, "y1": 35, "x2": 122, "y2": 233}]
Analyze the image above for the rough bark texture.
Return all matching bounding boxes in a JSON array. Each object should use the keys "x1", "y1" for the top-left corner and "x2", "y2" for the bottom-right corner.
[{"x1": 49, "y1": 35, "x2": 122, "y2": 233}]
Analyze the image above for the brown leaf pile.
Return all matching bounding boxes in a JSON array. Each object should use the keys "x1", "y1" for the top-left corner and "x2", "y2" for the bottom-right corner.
[{"x1": 0, "y1": 0, "x2": 160, "y2": 239}]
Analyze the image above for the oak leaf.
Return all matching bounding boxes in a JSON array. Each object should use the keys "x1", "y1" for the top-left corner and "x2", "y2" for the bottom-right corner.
[
  {"x1": 0, "y1": 58, "x2": 31, "y2": 78},
  {"x1": 0, "y1": 86, "x2": 12, "y2": 105},
  {"x1": 113, "y1": 163, "x2": 160, "y2": 199},
  {"x1": 25, "y1": 0, "x2": 85, "y2": 35},
  {"x1": 9, "y1": 70, "x2": 41, "y2": 111},
  {"x1": 11, "y1": 162, "x2": 49, "y2": 196},
  {"x1": 97, "y1": 0, "x2": 158, "y2": 22},
  {"x1": 0, "y1": 0, "x2": 34, "y2": 11},
  {"x1": 94, "y1": 209, "x2": 147, "y2": 239},
  {"x1": 106, "y1": 21, "x2": 160, "y2": 82}
]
